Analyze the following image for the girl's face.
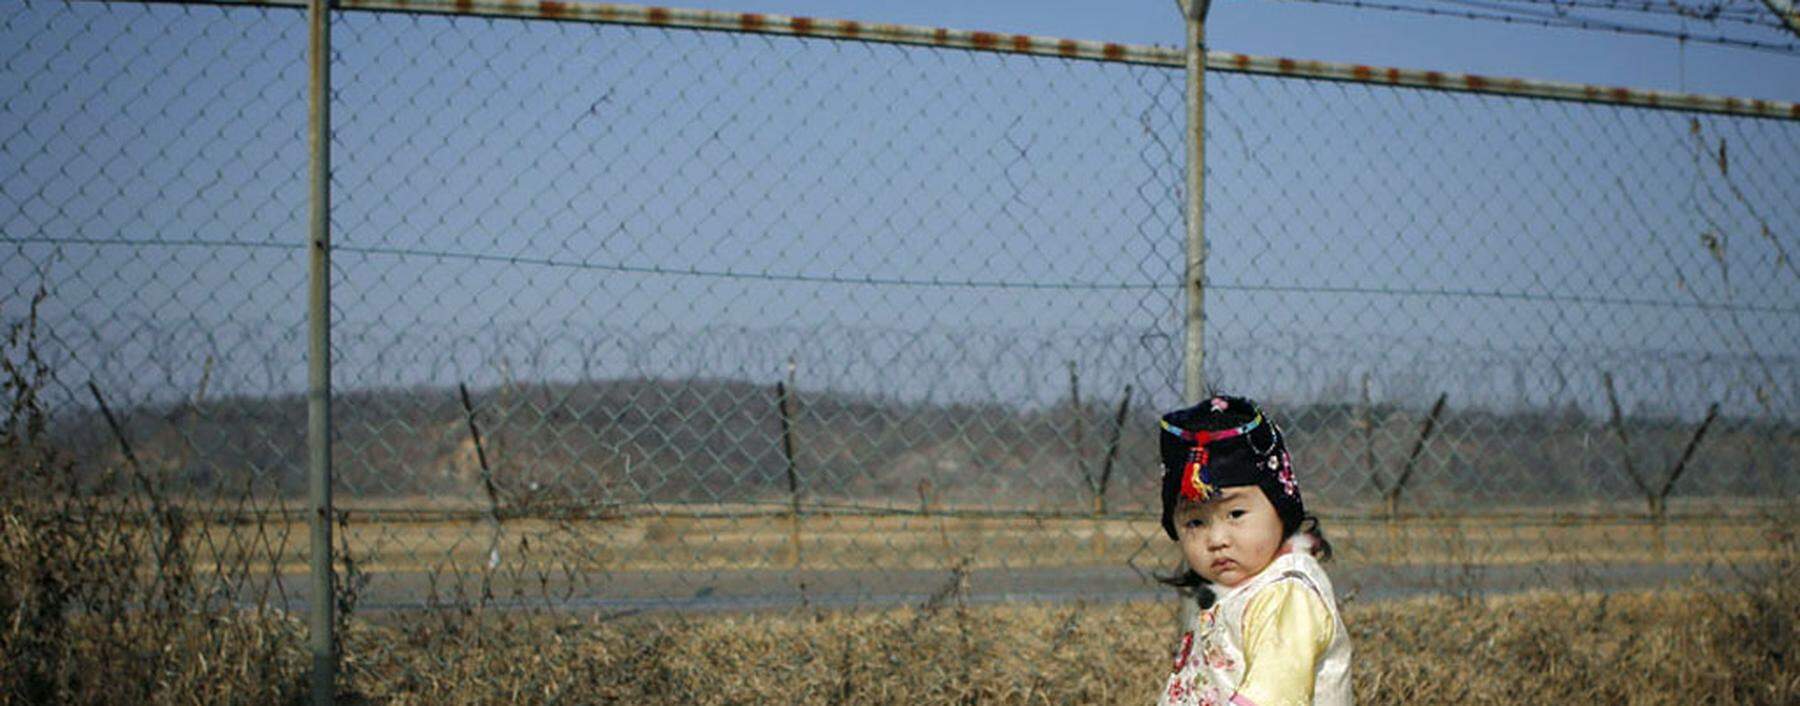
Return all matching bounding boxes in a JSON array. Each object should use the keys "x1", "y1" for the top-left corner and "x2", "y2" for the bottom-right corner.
[{"x1": 1173, "y1": 486, "x2": 1286, "y2": 588}]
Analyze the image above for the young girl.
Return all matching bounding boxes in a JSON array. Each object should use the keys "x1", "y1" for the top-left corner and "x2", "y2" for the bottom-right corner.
[{"x1": 1155, "y1": 396, "x2": 1352, "y2": 706}]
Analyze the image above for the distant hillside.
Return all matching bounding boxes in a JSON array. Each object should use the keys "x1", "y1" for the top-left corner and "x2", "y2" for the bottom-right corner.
[
  {"x1": 54, "y1": 377, "x2": 1159, "y2": 509},
  {"x1": 52, "y1": 378, "x2": 1790, "y2": 512}
]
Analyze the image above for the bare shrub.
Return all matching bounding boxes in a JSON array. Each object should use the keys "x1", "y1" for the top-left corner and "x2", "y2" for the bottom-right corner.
[{"x1": 0, "y1": 290, "x2": 307, "y2": 705}]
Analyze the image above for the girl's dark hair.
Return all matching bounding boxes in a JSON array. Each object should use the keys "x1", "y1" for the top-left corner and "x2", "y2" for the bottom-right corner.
[{"x1": 1157, "y1": 512, "x2": 1334, "y2": 609}]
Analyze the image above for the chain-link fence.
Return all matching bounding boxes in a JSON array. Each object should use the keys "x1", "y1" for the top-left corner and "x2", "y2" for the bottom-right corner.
[{"x1": 3, "y1": 0, "x2": 1797, "y2": 700}]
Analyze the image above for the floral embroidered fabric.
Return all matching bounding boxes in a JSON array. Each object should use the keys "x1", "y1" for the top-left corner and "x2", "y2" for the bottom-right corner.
[{"x1": 1157, "y1": 552, "x2": 1354, "y2": 706}]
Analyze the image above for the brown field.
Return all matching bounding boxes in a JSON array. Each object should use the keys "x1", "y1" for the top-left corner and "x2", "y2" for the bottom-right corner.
[
  {"x1": 336, "y1": 586, "x2": 1796, "y2": 705},
  {"x1": 8, "y1": 491, "x2": 1797, "y2": 704},
  {"x1": 5, "y1": 581, "x2": 1795, "y2": 705},
  {"x1": 166, "y1": 506, "x2": 1784, "y2": 576}
]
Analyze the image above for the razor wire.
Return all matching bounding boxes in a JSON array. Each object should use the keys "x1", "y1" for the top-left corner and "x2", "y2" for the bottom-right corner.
[{"x1": 2, "y1": 0, "x2": 1797, "y2": 636}]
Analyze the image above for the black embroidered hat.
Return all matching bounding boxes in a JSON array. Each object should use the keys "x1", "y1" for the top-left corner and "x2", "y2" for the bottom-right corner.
[{"x1": 1157, "y1": 395, "x2": 1304, "y2": 541}]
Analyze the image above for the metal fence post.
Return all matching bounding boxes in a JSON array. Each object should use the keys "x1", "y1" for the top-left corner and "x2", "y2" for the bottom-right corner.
[
  {"x1": 1178, "y1": 0, "x2": 1211, "y2": 640},
  {"x1": 307, "y1": 0, "x2": 335, "y2": 703}
]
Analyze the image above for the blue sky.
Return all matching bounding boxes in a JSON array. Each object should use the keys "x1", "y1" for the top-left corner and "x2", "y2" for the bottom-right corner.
[
  {"x1": 672, "y1": 0, "x2": 1800, "y2": 102},
  {"x1": 3, "y1": 0, "x2": 1795, "y2": 421}
]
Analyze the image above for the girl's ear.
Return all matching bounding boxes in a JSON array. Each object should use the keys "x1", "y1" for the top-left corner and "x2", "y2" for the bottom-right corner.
[{"x1": 1286, "y1": 531, "x2": 1317, "y2": 556}]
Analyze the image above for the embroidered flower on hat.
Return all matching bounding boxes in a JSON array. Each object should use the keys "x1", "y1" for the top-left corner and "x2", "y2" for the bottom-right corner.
[
  {"x1": 1208, "y1": 397, "x2": 1229, "y2": 413},
  {"x1": 1277, "y1": 450, "x2": 1298, "y2": 497}
]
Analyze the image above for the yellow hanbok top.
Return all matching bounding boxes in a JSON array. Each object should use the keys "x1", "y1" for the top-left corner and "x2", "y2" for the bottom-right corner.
[{"x1": 1158, "y1": 544, "x2": 1353, "y2": 706}]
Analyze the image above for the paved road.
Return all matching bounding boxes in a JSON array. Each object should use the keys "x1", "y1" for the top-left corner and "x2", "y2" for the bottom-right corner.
[{"x1": 252, "y1": 559, "x2": 1762, "y2": 617}]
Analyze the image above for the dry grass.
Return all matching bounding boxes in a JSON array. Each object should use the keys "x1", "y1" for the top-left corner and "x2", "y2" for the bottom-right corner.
[
  {"x1": 13, "y1": 572, "x2": 1785, "y2": 705},
  {"x1": 1352, "y1": 587, "x2": 1798, "y2": 704},
  {"x1": 321, "y1": 547, "x2": 1799, "y2": 705},
  {"x1": 9, "y1": 494, "x2": 1791, "y2": 705},
  {"x1": 3, "y1": 583, "x2": 1795, "y2": 705}
]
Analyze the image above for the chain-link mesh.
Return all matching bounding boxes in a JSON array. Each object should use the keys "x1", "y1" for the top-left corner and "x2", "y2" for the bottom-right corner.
[
  {"x1": 1205, "y1": 69, "x2": 1799, "y2": 591},
  {"x1": 310, "y1": 8, "x2": 1194, "y2": 615},
  {"x1": 3, "y1": 0, "x2": 1797, "y2": 694},
  {"x1": 2, "y1": 0, "x2": 308, "y2": 625}
]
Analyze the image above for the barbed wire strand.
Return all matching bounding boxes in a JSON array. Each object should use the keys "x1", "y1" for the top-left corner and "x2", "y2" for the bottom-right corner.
[{"x1": 1277, "y1": 0, "x2": 1800, "y2": 55}]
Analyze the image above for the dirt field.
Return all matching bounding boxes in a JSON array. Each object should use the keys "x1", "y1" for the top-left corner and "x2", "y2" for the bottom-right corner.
[{"x1": 177, "y1": 507, "x2": 1783, "y2": 576}]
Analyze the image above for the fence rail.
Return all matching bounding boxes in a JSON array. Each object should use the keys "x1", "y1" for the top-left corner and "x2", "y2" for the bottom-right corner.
[{"x1": 88, "y1": 0, "x2": 1800, "y2": 118}]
